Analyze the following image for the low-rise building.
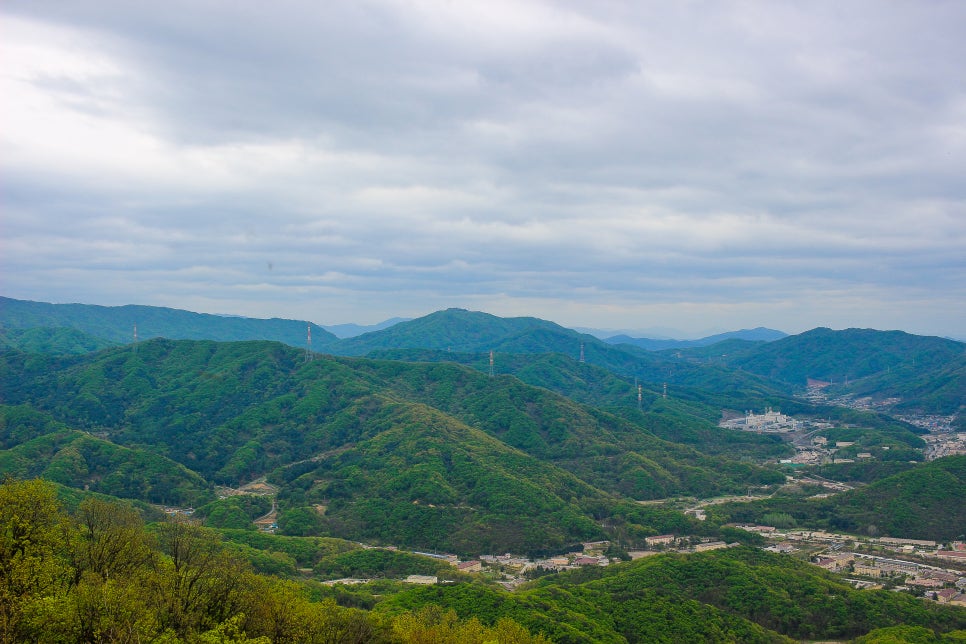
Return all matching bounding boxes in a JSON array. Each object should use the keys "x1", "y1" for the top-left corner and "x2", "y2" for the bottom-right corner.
[
  {"x1": 645, "y1": 534, "x2": 675, "y2": 547},
  {"x1": 936, "y1": 588, "x2": 959, "y2": 604},
  {"x1": 814, "y1": 557, "x2": 842, "y2": 571},
  {"x1": 694, "y1": 541, "x2": 728, "y2": 552},
  {"x1": 574, "y1": 556, "x2": 604, "y2": 566},
  {"x1": 854, "y1": 563, "x2": 882, "y2": 577},
  {"x1": 456, "y1": 560, "x2": 481, "y2": 573},
  {"x1": 405, "y1": 575, "x2": 438, "y2": 585}
]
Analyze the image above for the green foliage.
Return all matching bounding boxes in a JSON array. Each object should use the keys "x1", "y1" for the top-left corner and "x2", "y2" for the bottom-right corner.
[
  {"x1": 314, "y1": 548, "x2": 457, "y2": 579},
  {"x1": 0, "y1": 478, "x2": 555, "y2": 643},
  {"x1": 380, "y1": 548, "x2": 966, "y2": 642},
  {"x1": 3, "y1": 479, "x2": 965, "y2": 643},
  {"x1": 0, "y1": 405, "x2": 213, "y2": 506},
  {"x1": 391, "y1": 605, "x2": 551, "y2": 644},
  {"x1": 0, "y1": 326, "x2": 116, "y2": 354},
  {"x1": 710, "y1": 455, "x2": 966, "y2": 541},
  {"x1": 277, "y1": 507, "x2": 326, "y2": 537},
  {"x1": 216, "y1": 530, "x2": 358, "y2": 569},
  {"x1": 0, "y1": 478, "x2": 71, "y2": 642},
  {"x1": 198, "y1": 496, "x2": 272, "y2": 530},
  {"x1": 761, "y1": 512, "x2": 796, "y2": 529},
  {"x1": 854, "y1": 626, "x2": 966, "y2": 643}
]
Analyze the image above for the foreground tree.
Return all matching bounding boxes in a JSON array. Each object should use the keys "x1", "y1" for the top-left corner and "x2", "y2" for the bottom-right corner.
[{"x1": 0, "y1": 478, "x2": 71, "y2": 643}]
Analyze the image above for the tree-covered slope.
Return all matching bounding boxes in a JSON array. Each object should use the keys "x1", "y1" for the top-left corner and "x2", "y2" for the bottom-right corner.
[
  {"x1": 378, "y1": 548, "x2": 966, "y2": 642},
  {"x1": 728, "y1": 327, "x2": 964, "y2": 388},
  {"x1": 320, "y1": 356, "x2": 787, "y2": 498},
  {"x1": 0, "y1": 478, "x2": 552, "y2": 643},
  {"x1": 711, "y1": 455, "x2": 966, "y2": 541},
  {"x1": 0, "y1": 295, "x2": 337, "y2": 348},
  {"x1": 273, "y1": 396, "x2": 609, "y2": 554},
  {"x1": 366, "y1": 348, "x2": 794, "y2": 460},
  {"x1": 0, "y1": 405, "x2": 212, "y2": 506},
  {"x1": 0, "y1": 339, "x2": 783, "y2": 499},
  {"x1": 0, "y1": 338, "x2": 791, "y2": 553},
  {"x1": 0, "y1": 326, "x2": 117, "y2": 354}
]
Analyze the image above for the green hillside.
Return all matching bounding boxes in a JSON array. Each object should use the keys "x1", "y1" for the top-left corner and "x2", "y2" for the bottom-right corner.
[
  {"x1": 0, "y1": 339, "x2": 792, "y2": 553},
  {"x1": 273, "y1": 397, "x2": 609, "y2": 554},
  {"x1": 0, "y1": 296, "x2": 337, "y2": 348},
  {"x1": 842, "y1": 355, "x2": 966, "y2": 416},
  {"x1": 378, "y1": 547, "x2": 966, "y2": 642},
  {"x1": 366, "y1": 347, "x2": 794, "y2": 461},
  {"x1": 0, "y1": 339, "x2": 783, "y2": 497},
  {"x1": 710, "y1": 455, "x2": 966, "y2": 541},
  {"x1": 0, "y1": 326, "x2": 117, "y2": 354},
  {"x1": 0, "y1": 405, "x2": 212, "y2": 506}
]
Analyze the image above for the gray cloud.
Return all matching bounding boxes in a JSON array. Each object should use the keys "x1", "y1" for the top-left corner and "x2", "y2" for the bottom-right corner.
[{"x1": 1, "y1": 1, "x2": 964, "y2": 336}]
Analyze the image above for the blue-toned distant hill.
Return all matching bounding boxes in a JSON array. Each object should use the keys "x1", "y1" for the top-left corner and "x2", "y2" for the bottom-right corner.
[
  {"x1": 606, "y1": 327, "x2": 787, "y2": 351},
  {"x1": 0, "y1": 296, "x2": 337, "y2": 349},
  {"x1": 322, "y1": 317, "x2": 410, "y2": 338}
]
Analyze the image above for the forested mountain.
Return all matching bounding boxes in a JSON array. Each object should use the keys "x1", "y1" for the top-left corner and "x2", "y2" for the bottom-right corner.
[
  {"x1": 726, "y1": 327, "x2": 964, "y2": 388},
  {"x1": 0, "y1": 296, "x2": 337, "y2": 347},
  {"x1": 334, "y1": 309, "x2": 795, "y2": 400},
  {"x1": 0, "y1": 338, "x2": 786, "y2": 554},
  {"x1": 322, "y1": 317, "x2": 409, "y2": 338},
  {"x1": 365, "y1": 347, "x2": 794, "y2": 461},
  {"x1": 330, "y1": 308, "x2": 590, "y2": 356}
]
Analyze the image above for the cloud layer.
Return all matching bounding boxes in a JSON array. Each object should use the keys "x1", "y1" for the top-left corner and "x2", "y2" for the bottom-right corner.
[{"x1": 2, "y1": 1, "x2": 964, "y2": 336}]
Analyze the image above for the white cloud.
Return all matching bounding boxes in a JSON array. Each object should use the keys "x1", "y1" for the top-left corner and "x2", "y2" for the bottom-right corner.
[{"x1": 1, "y1": 1, "x2": 964, "y2": 336}]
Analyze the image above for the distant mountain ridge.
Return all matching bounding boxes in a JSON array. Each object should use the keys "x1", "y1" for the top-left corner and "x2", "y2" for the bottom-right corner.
[
  {"x1": 725, "y1": 327, "x2": 965, "y2": 385},
  {"x1": 606, "y1": 327, "x2": 788, "y2": 351},
  {"x1": 322, "y1": 317, "x2": 410, "y2": 338},
  {"x1": 3, "y1": 297, "x2": 961, "y2": 416},
  {"x1": 0, "y1": 296, "x2": 337, "y2": 348}
]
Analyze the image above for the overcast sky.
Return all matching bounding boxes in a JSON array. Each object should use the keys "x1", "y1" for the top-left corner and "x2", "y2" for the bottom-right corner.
[{"x1": 2, "y1": 1, "x2": 964, "y2": 338}]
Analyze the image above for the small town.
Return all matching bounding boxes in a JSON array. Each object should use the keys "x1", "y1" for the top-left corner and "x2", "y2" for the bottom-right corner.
[
  {"x1": 314, "y1": 527, "x2": 966, "y2": 608},
  {"x1": 719, "y1": 403, "x2": 965, "y2": 466}
]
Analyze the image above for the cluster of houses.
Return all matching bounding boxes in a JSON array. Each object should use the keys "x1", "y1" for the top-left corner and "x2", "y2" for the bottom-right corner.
[
  {"x1": 780, "y1": 437, "x2": 884, "y2": 466},
  {"x1": 319, "y1": 528, "x2": 966, "y2": 607},
  {"x1": 320, "y1": 537, "x2": 743, "y2": 589},
  {"x1": 811, "y1": 552, "x2": 966, "y2": 604}
]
